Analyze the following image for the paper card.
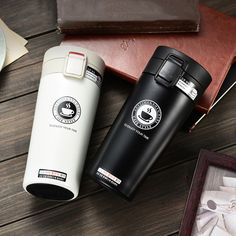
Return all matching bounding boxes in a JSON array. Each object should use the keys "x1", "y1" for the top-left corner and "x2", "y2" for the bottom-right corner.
[{"x1": 0, "y1": 18, "x2": 28, "y2": 67}]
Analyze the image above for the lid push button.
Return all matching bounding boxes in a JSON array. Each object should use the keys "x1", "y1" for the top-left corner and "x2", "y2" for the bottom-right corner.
[
  {"x1": 155, "y1": 55, "x2": 183, "y2": 87},
  {"x1": 64, "y1": 51, "x2": 87, "y2": 79}
]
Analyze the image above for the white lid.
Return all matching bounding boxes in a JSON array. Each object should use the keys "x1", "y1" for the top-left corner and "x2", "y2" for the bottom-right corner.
[{"x1": 42, "y1": 46, "x2": 105, "y2": 78}]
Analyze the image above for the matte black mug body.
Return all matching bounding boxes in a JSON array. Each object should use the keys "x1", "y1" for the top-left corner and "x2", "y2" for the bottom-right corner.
[{"x1": 89, "y1": 46, "x2": 212, "y2": 199}]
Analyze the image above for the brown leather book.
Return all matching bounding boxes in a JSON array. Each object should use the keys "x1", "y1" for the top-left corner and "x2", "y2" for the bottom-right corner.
[
  {"x1": 57, "y1": 0, "x2": 200, "y2": 34},
  {"x1": 62, "y1": 5, "x2": 236, "y2": 113}
]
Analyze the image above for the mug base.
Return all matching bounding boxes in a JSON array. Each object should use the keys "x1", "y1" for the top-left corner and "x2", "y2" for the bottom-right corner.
[
  {"x1": 26, "y1": 183, "x2": 74, "y2": 201},
  {"x1": 91, "y1": 175, "x2": 133, "y2": 201}
]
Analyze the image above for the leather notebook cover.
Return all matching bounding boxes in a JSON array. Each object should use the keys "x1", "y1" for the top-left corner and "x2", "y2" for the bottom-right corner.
[
  {"x1": 62, "y1": 5, "x2": 236, "y2": 113},
  {"x1": 57, "y1": 0, "x2": 200, "y2": 34}
]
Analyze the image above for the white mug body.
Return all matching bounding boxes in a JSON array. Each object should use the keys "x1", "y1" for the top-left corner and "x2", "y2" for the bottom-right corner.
[{"x1": 23, "y1": 46, "x2": 105, "y2": 200}]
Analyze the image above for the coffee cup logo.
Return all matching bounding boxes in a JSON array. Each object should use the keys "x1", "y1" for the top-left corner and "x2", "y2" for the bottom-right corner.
[
  {"x1": 53, "y1": 96, "x2": 81, "y2": 124},
  {"x1": 139, "y1": 109, "x2": 153, "y2": 123},
  {"x1": 131, "y1": 100, "x2": 162, "y2": 130},
  {"x1": 60, "y1": 103, "x2": 75, "y2": 117}
]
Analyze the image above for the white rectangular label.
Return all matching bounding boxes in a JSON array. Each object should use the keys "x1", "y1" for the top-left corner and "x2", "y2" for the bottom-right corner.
[
  {"x1": 176, "y1": 79, "x2": 198, "y2": 100},
  {"x1": 97, "y1": 167, "x2": 122, "y2": 185},
  {"x1": 38, "y1": 169, "x2": 67, "y2": 182}
]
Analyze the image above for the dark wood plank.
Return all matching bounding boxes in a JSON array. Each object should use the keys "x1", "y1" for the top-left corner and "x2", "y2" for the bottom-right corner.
[
  {"x1": 1, "y1": 145, "x2": 236, "y2": 236},
  {"x1": 0, "y1": 64, "x2": 40, "y2": 103},
  {"x1": 0, "y1": 93, "x2": 34, "y2": 160},
  {"x1": 0, "y1": 0, "x2": 57, "y2": 38}
]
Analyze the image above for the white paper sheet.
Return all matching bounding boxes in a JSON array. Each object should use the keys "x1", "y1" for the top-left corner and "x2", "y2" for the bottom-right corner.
[{"x1": 0, "y1": 18, "x2": 28, "y2": 67}]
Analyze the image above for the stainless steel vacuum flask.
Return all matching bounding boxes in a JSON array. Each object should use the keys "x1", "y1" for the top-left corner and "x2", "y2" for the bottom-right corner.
[
  {"x1": 89, "y1": 46, "x2": 212, "y2": 200},
  {"x1": 23, "y1": 46, "x2": 105, "y2": 201}
]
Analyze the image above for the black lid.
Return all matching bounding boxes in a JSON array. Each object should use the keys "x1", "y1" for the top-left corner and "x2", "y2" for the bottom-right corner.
[{"x1": 152, "y1": 46, "x2": 212, "y2": 91}]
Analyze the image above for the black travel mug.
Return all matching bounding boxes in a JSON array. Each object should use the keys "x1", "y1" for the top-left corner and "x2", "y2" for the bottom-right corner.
[{"x1": 89, "y1": 46, "x2": 212, "y2": 200}]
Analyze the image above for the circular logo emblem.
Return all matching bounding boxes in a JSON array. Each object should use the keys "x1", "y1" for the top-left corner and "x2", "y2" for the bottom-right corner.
[
  {"x1": 52, "y1": 96, "x2": 81, "y2": 124},
  {"x1": 131, "y1": 99, "x2": 162, "y2": 130}
]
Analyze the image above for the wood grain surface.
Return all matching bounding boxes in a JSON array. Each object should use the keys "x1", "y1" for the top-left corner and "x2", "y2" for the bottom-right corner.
[
  {"x1": 0, "y1": 0, "x2": 57, "y2": 38},
  {"x1": 0, "y1": 0, "x2": 235, "y2": 235}
]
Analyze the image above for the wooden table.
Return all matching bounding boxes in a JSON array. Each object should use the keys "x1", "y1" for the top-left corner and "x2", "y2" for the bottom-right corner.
[{"x1": 0, "y1": 1, "x2": 235, "y2": 235}]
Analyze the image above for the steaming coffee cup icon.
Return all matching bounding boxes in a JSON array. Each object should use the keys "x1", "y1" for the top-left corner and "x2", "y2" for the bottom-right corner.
[
  {"x1": 138, "y1": 111, "x2": 153, "y2": 123},
  {"x1": 60, "y1": 107, "x2": 74, "y2": 117}
]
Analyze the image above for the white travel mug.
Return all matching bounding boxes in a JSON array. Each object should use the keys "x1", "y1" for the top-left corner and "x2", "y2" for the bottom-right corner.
[{"x1": 23, "y1": 46, "x2": 105, "y2": 200}]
